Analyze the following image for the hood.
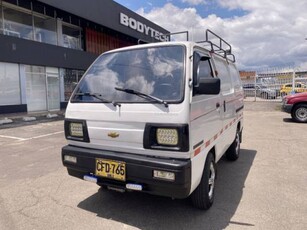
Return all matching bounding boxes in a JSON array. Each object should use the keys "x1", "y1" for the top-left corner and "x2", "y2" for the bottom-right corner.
[{"x1": 286, "y1": 92, "x2": 307, "y2": 99}]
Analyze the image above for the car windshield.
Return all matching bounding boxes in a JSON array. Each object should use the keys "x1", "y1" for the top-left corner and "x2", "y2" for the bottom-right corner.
[{"x1": 72, "y1": 45, "x2": 185, "y2": 104}]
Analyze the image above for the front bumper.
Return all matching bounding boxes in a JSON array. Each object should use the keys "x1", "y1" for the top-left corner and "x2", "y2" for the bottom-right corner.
[
  {"x1": 281, "y1": 103, "x2": 293, "y2": 113},
  {"x1": 62, "y1": 145, "x2": 191, "y2": 199}
]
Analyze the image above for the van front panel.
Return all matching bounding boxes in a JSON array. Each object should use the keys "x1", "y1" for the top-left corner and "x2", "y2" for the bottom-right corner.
[{"x1": 65, "y1": 102, "x2": 191, "y2": 159}]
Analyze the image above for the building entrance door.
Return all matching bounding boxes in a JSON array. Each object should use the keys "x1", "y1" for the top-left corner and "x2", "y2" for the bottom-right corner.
[
  {"x1": 46, "y1": 68, "x2": 60, "y2": 111},
  {"x1": 25, "y1": 66, "x2": 60, "y2": 112}
]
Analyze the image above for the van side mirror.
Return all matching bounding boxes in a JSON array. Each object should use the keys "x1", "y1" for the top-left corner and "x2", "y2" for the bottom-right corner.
[{"x1": 196, "y1": 78, "x2": 221, "y2": 95}]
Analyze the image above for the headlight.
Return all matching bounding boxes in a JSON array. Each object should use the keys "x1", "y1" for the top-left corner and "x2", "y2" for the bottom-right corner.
[
  {"x1": 69, "y1": 123, "x2": 83, "y2": 137},
  {"x1": 156, "y1": 128, "x2": 178, "y2": 146},
  {"x1": 64, "y1": 119, "x2": 90, "y2": 142},
  {"x1": 143, "y1": 124, "x2": 189, "y2": 152}
]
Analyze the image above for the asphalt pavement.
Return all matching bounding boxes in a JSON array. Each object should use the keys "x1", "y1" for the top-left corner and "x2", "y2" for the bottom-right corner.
[{"x1": 0, "y1": 101, "x2": 306, "y2": 230}]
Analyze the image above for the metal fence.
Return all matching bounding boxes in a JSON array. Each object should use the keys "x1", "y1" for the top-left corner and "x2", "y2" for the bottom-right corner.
[{"x1": 242, "y1": 69, "x2": 307, "y2": 102}]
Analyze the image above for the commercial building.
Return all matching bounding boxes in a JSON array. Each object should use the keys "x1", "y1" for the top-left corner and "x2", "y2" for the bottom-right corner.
[{"x1": 0, "y1": 0, "x2": 169, "y2": 114}]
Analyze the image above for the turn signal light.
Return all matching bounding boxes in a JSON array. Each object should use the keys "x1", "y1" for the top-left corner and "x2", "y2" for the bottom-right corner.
[{"x1": 153, "y1": 170, "x2": 175, "y2": 181}]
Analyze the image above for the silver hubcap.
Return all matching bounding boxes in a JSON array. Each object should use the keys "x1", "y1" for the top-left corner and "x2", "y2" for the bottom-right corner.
[
  {"x1": 296, "y1": 107, "x2": 307, "y2": 121},
  {"x1": 208, "y1": 162, "x2": 215, "y2": 199}
]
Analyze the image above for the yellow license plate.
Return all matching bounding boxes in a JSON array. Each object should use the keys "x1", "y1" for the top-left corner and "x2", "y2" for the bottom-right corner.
[{"x1": 95, "y1": 158, "x2": 126, "y2": 181}]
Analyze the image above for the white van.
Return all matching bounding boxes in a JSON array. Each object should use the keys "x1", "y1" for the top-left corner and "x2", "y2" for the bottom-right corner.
[{"x1": 62, "y1": 30, "x2": 244, "y2": 210}]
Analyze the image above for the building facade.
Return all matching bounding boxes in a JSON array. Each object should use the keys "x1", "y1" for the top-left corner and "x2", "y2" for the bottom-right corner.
[{"x1": 0, "y1": 0, "x2": 169, "y2": 114}]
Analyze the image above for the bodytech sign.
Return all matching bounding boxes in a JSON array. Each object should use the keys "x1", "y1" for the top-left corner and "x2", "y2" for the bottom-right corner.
[{"x1": 120, "y1": 13, "x2": 169, "y2": 42}]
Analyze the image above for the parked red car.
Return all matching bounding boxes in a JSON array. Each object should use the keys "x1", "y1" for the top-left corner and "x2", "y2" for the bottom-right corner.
[{"x1": 282, "y1": 92, "x2": 307, "y2": 123}]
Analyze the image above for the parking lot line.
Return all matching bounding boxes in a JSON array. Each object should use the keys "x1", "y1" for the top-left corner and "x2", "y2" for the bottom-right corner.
[
  {"x1": 0, "y1": 135, "x2": 27, "y2": 141},
  {"x1": 0, "y1": 131, "x2": 64, "y2": 141},
  {"x1": 27, "y1": 131, "x2": 64, "y2": 140}
]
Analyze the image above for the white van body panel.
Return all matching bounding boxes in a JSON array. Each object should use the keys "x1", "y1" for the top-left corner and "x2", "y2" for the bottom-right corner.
[
  {"x1": 62, "y1": 37, "x2": 244, "y2": 201},
  {"x1": 65, "y1": 102, "x2": 191, "y2": 159},
  {"x1": 188, "y1": 52, "x2": 244, "y2": 193}
]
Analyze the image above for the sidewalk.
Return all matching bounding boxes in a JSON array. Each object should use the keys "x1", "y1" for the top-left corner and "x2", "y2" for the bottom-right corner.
[{"x1": 0, "y1": 110, "x2": 65, "y2": 129}]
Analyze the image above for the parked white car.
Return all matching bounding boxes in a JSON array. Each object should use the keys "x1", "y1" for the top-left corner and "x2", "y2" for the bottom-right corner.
[
  {"x1": 243, "y1": 83, "x2": 278, "y2": 99},
  {"x1": 62, "y1": 30, "x2": 244, "y2": 210}
]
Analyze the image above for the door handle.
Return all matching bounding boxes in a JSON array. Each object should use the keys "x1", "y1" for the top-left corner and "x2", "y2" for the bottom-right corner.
[{"x1": 223, "y1": 101, "x2": 226, "y2": 112}]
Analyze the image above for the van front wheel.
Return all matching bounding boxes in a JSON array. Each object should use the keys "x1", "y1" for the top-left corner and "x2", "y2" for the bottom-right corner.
[
  {"x1": 191, "y1": 152, "x2": 216, "y2": 210},
  {"x1": 225, "y1": 131, "x2": 240, "y2": 161}
]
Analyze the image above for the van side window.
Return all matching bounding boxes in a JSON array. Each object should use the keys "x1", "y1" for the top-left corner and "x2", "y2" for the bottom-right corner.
[
  {"x1": 214, "y1": 59, "x2": 232, "y2": 93},
  {"x1": 229, "y1": 64, "x2": 241, "y2": 89},
  {"x1": 198, "y1": 60, "x2": 213, "y2": 80}
]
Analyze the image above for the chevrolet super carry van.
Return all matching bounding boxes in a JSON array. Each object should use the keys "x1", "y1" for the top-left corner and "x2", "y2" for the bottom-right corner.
[{"x1": 62, "y1": 30, "x2": 244, "y2": 210}]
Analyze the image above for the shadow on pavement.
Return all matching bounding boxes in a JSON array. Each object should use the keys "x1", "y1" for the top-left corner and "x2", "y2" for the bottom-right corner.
[
  {"x1": 282, "y1": 118, "x2": 294, "y2": 123},
  {"x1": 78, "y1": 149, "x2": 256, "y2": 230},
  {"x1": 283, "y1": 118, "x2": 307, "y2": 124}
]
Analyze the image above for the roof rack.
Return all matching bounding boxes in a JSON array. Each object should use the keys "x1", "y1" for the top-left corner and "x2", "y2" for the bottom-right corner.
[
  {"x1": 197, "y1": 29, "x2": 236, "y2": 63},
  {"x1": 137, "y1": 31, "x2": 189, "y2": 44},
  {"x1": 136, "y1": 29, "x2": 235, "y2": 62}
]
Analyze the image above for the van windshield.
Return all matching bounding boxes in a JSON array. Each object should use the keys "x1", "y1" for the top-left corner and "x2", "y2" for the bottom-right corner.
[{"x1": 72, "y1": 45, "x2": 185, "y2": 104}]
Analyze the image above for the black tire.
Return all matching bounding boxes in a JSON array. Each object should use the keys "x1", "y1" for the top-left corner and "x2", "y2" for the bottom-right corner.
[
  {"x1": 98, "y1": 184, "x2": 108, "y2": 189},
  {"x1": 225, "y1": 130, "x2": 241, "y2": 161},
  {"x1": 291, "y1": 104, "x2": 307, "y2": 123},
  {"x1": 191, "y1": 152, "x2": 216, "y2": 210}
]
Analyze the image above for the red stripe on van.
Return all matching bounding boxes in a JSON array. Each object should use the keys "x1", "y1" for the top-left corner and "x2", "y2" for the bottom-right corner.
[
  {"x1": 194, "y1": 148, "x2": 201, "y2": 156},
  {"x1": 193, "y1": 112, "x2": 243, "y2": 158}
]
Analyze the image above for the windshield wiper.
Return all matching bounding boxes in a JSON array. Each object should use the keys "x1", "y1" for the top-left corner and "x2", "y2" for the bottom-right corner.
[
  {"x1": 74, "y1": 92, "x2": 121, "y2": 107},
  {"x1": 114, "y1": 87, "x2": 168, "y2": 108}
]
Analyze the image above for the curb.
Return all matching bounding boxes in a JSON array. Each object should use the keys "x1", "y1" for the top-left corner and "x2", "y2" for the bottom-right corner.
[{"x1": 0, "y1": 112, "x2": 65, "y2": 129}]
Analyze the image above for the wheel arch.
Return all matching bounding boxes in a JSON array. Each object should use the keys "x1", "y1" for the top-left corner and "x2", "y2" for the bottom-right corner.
[
  {"x1": 237, "y1": 120, "x2": 243, "y2": 143},
  {"x1": 208, "y1": 146, "x2": 216, "y2": 163},
  {"x1": 291, "y1": 102, "x2": 307, "y2": 112},
  {"x1": 190, "y1": 146, "x2": 216, "y2": 194}
]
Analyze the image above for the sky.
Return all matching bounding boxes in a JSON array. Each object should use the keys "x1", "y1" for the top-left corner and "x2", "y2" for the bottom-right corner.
[{"x1": 114, "y1": 0, "x2": 307, "y2": 71}]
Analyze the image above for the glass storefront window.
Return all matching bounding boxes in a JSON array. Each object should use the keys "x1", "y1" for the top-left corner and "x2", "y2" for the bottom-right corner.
[
  {"x1": 3, "y1": 7, "x2": 33, "y2": 40},
  {"x1": 0, "y1": 62, "x2": 21, "y2": 105},
  {"x1": 0, "y1": 5, "x2": 3, "y2": 34},
  {"x1": 34, "y1": 15, "x2": 57, "y2": 45},
  {"x1": 62, "y1": 24, "x2": 82, "y2": 50},
  {"x1": 1, "y1": 4, "x2": 84, "y2": 50},
  {"x1": 25, "y1": 65, "x2": 45, "y2": 74},
  {"x1": 63, "y1": 69, "x2": 84, "y2": 101}
]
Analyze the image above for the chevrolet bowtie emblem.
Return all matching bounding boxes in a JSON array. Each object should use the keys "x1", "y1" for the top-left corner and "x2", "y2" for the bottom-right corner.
[{"x1": 108, "y1": 132, "x2": 119, "y2": 138}]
